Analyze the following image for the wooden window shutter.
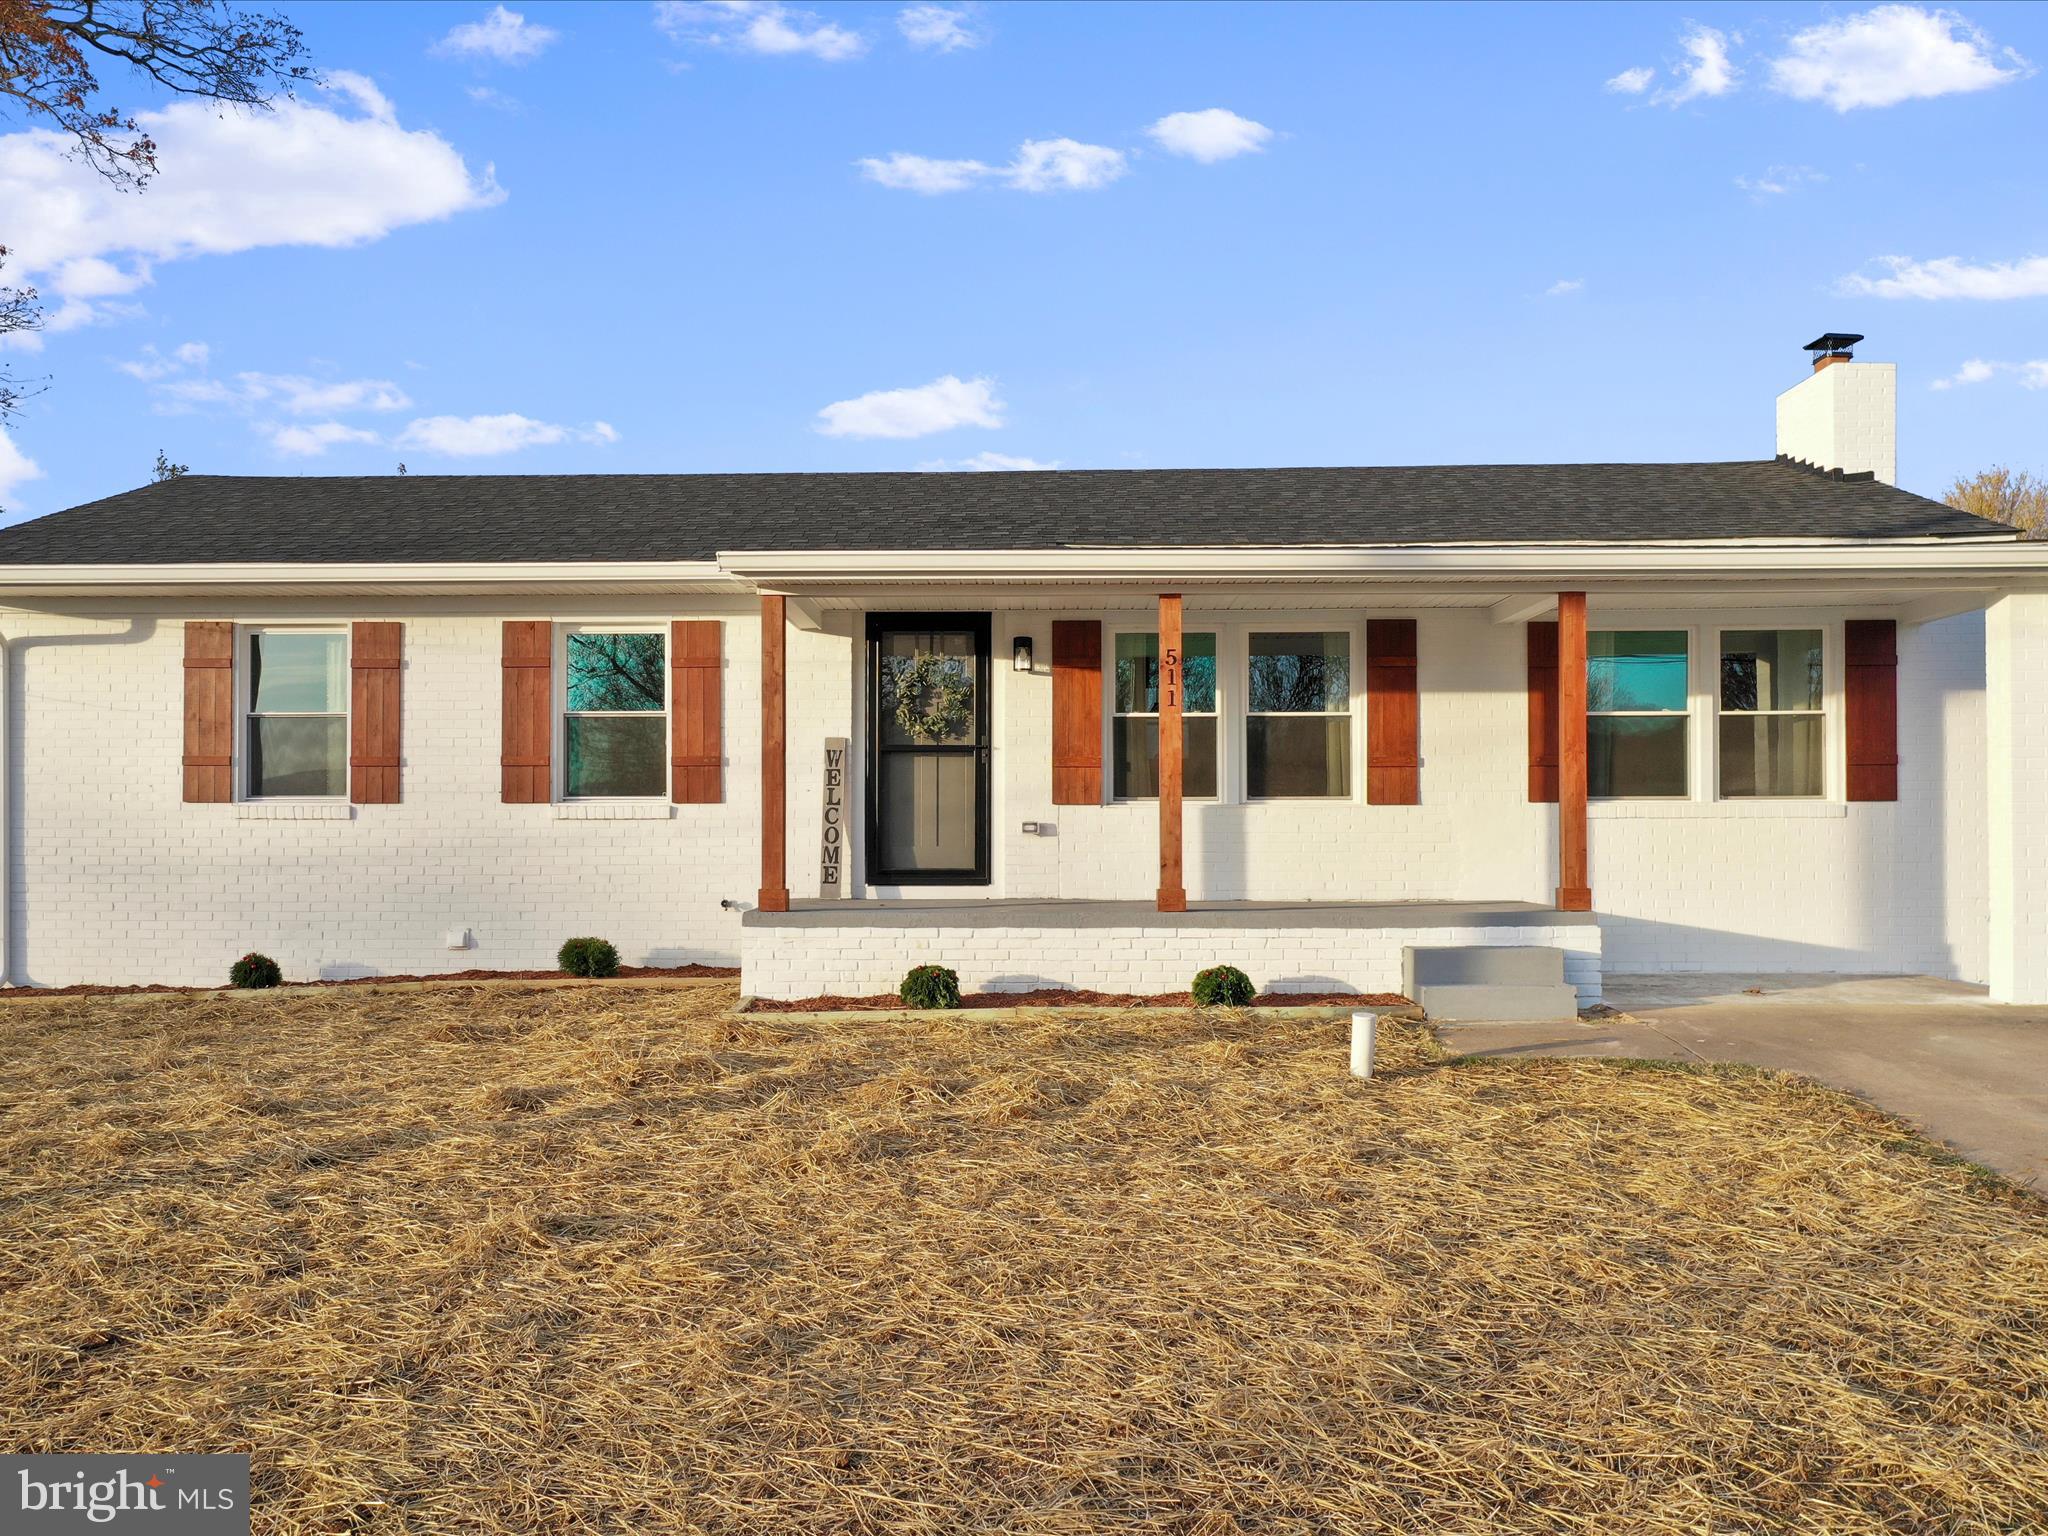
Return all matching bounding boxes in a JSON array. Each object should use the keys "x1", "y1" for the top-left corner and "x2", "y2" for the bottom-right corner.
[
  {"x1": 1365, "y1": 618, "x2": 1420, "y2": 804},
  {"x1": 1051, "y1": 620, "x2": 1103, "y2": 804},
  {"x1": 671, "y1": 619, "x2": 723, "y2": 803},
  {"x1": 1845, "y1": 619, "x2": 1899, "y2": 802},
  {"x1": 1527, "y1": 620, "x2": 1560, "y2": 803},
  {"x1": 349, "y1": 622, "x2": 403, "y2": 805},
  {"x1": 182, "y1": 621, "x2": 234, "y2": 804},
  {"x1": 501, "y1": 620, "x2": 552, "y2": 803}
]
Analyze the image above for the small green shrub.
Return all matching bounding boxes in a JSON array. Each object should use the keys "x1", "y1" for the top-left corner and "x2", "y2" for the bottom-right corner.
[
  {"x1": 899, "y1": 964, "x2": 961, "y2": 1010},
  {"x1": 229, "y1": 952, "x2": 282, "y2": 990},
  {"x1": 1191, "y1": 964, "x2": 1256, "y2": 1007},
  {"x1": 558, "y1": 937, "x2": 621, "y2": 978}
]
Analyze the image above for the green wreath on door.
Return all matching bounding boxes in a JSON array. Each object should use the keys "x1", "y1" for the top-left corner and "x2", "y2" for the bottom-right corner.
[{"x1": 891, "y1": 652, "x2": 973, "y2": 742}]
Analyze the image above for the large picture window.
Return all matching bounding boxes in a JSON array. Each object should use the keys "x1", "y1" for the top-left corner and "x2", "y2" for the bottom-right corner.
[
  {"x1": 1588, "y1": 630, "x2": 1688, "y2": 798},
  {"x1": 1719, "y1": 628, "x2": 1824, "y2": 797},
  {"x1": 563, "y1": 630, "x2": 667, "y2": 798},
  {"x1": 245, "y1": 629, "x2": 347, "y2": 799},
  {"x1": 1113, "y1": 631, "x2": 1217, "y2": 799},
  {"x1": 1246, "y1": 630, "x2": 1351, "y2": 797}
]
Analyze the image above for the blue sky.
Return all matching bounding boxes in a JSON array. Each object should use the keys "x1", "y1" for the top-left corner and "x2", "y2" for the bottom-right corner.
[{"x1": 2, "y1": 0, "x2": 2045, "y2": 523}]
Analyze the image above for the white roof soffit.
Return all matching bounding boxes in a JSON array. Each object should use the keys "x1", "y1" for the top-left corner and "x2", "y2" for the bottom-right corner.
[{"x1": 718, "y1": 540, "x2": 2048, "y2": 589}]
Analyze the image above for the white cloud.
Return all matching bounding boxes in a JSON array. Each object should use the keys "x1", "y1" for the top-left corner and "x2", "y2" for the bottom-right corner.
[
  {"x1": 116, "y1": 340, "x2": 211, "y2": 381},
  {"x1": 1606, "y1": 66, "x2": 1656, "y2": 94},
  {"x1": 240, "y1": 373, "x2": 412, "y2": 415},
  {"x1": 1841, "y1": 254, "x2": 2048, "y2": 300},
  {"x1": 434, "y1": 5, "x2": 558, "y2": 63},
  {"x1": 916, "y1": 451, "x2": 1058, "y2": 471},
  {"x1": 268, "y1": 421, "x2": 382, "y2": 457},
  {"x1": 1006, "y1": 137, "x2": 1126, "y2": 192},
  {"x1": 1769, "y1": 5, "x2": 2031, "y2": 111},
  {"x1": 858, "y1": 137, "x2": 1126, "y2": 194},
  {"x1": 1928, "y1": 358, "x2": 2048, "y2": 390},
  {"x1": 1655, "y1": 24, "x2": 1738, "y2": 104},
  {"x1": 1736, "y1": 164, "x2": 1826, "y2": 197},
  {"x1": 857, "y1": 153, "x2": 993, "y2": 194},
  {"x1": 466, "y1": 84, "x2": 524, "y2": 111},
  {"x1": 655, "y1": 1, "x2": 865, "y2": 61},
  {"x1": 816, "y1": 374, "x2": 1002, "y2": 439},
  {"x1": 1544, "y1": 278, "x2": 1584, "y2": 297},
  {"x1": 0, "y1": 426, "x2": 43, "y2": 506},
  {"x1": 898, "y1": 4, "x2": 982, "y2": 51},
  {"x1": 0, "y1": 72, "x2": 502, "y2": 330},
  {"x1": 1145, "y1": 108, "x2": 1273, "y2": 163},
  {"x1": 1930, "y1": 358, "x2": 1998, "y2": 389},
  {"x1": 394, "y1": 413, "x2": 618, "y2": 457}
]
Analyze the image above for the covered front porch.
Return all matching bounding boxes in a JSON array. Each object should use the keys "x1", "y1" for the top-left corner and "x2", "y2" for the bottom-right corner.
[
  {"x1": 740, "y1": 896, "x2": 1603, "y2": 1004},
  {"x1": 722, "y1": 542, "x2": 2030, "y2": 999}
]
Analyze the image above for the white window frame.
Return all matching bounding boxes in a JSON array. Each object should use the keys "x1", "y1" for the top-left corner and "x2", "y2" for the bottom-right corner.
[
  {"x1": 1104, "y1": 622, "x2": 1223, "y2": 804},
  {"x1": 1239, "y1": 619, "x2": 1363, "y2": 804},
  {"x1": 554, "y1": 622, "x2": 670, "y2": 802},
  {"x1": 1586, "y1": 625, "x2": 1694, "y2": 801},
  {"x1": 236, "y1": 624, "x2": 351, "y2": 804},
  {"x1": 1711, "y1": 622, "x2": 1837, "y2": 803}
]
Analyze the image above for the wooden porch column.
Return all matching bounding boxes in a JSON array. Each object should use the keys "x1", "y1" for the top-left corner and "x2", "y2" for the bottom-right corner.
[
  {"x1": 1157, "y1": 593, "x2": 1187, "y2": 912},
  {"x1": 758, "y1": 594, "x2": 790, "y2": 913},
  {"x1": 1555, "y1": 590, "x2": 1591, "y2": 912}
]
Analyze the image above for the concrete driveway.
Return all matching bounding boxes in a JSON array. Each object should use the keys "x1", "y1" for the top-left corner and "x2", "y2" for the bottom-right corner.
[{"x1": 1437, "y1": 973, "x2": 2048, "y2": 1188}]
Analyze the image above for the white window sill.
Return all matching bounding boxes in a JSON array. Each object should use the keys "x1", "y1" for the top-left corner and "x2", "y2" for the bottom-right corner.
[
  {"x1": 1589, "y1": 801, "x2": 1847, "y2": 819},
  {"x1": 236, "y1": 802, "x2": 354, "y2": 821},
  {"x1": 553, "y1": 801, "x2": 675, "y2": 820}
]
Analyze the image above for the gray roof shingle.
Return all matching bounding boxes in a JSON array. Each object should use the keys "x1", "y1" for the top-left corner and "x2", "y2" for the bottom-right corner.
[{"x1": 0, "y1": 461, "x2": 2008, "y2": 564}]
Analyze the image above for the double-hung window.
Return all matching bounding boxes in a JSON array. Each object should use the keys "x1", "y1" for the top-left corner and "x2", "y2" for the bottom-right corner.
[
  {"x1": 1246, "y1": 630, "x2": 1352, "y2": 798},
  {"x1": 1719, "y1": 628, "x2": 1824, "y2": 797},
  {"x1": 1588, "y1": 630, "x2": 1689, "y2": 798},
  {"x1": 1113, "y1": 631, "x2": 1217, "y2": 798},
  {"x1": 245, "y1": 629, "x2": 348, "y2": 799},
  {"x1": 562, "y1": 629, "x2": 667, "y2": 798}
]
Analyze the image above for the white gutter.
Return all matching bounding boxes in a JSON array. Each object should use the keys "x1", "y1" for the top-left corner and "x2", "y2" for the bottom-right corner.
[
  {"x1": 0, "y1": 560, "x2": 737, "y2": 599},
  {"x1": 716, "y1": 542, "x2": 2048, "y2": 586}
]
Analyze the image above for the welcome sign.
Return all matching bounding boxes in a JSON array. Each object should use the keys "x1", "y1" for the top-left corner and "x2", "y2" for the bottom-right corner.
[
  {"x1": 6, "y1": 1455, "x2": 249, "y2": 1533},
  {"x1": 821, "y1": 736, "x2": 848, "y2": 897}
]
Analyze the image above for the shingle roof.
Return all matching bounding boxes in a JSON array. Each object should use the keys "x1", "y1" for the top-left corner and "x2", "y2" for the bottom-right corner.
[{"x1": 0, "y1": 461, "x2": 2007, "y2": 564}]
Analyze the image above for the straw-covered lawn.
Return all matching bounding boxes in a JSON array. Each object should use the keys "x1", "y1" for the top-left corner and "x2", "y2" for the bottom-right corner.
[{"x1": 3, "y1": 982, "x2": 2045, "y2": 1534}]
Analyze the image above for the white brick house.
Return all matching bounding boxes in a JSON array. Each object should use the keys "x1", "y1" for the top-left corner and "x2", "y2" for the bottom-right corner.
[{"x1": 3, "y1": 336, "x2": 2047, "y2": 1002}]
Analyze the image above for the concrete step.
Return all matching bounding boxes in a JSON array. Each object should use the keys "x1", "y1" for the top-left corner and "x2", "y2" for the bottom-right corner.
[
  {"x1": 1403, "y1": 944, "x2": 1566, "y2": 996},
  {"x1": 1415, "y1": 982, "x2": 1582, "y2": 1023}
]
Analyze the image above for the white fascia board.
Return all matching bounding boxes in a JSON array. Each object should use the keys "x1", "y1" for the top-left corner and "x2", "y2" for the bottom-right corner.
[
  {"x1": 0, "y1": 560, "x2": 738, "y2": 598},
  {"x1": 717, "y1": 541, "x2": 2048, "y2": 587}
]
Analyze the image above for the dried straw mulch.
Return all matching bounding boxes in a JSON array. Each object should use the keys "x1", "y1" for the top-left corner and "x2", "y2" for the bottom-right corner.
[{"x1": 2, "y1": 981, "x2": 2045, "y2": 1534}]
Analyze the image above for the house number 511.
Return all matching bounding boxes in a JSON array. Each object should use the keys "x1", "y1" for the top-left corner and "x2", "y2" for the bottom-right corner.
[{"x1": 1162, "y1": 646, "x2": 1181, "y2": 709}]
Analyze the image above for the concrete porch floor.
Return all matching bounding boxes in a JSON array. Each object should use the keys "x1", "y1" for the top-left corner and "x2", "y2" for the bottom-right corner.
[
  {"x1": 748, "y1": 898, "x2": 1598, "y2": 929},
  {"x1": 1442, "y1": 972, "x2": 2048, "y2": 1187}
]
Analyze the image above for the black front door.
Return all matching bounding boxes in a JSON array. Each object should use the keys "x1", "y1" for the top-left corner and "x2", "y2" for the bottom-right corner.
[{"x1": 867, "y1": 613, "x2": 991, "y2": 885}]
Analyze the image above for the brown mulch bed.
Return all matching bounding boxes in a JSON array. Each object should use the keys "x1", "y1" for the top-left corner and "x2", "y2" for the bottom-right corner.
[
  {"x1": 0, "y1": 962, "x2": 738, "y2": 1000},
  {"x1": 748, "y1": 987, "x2": 1411, "y2": 1012}
]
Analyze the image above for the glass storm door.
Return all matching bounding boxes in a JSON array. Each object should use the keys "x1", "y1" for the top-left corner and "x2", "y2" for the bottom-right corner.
[{"x1": 867, "y1": 614, "x2": 991, "y2": 885}]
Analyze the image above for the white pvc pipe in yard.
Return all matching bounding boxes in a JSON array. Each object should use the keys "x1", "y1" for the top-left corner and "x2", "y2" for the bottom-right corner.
[{"x1": 1349, "y1": 1010, "x2": 1379, "y2": 1079}]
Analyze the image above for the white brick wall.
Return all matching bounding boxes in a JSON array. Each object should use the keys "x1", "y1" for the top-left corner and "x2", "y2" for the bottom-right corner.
[
  {"x1": 742, "y1": 918, "x2": 1603, "y2": 1005},
  {"x1": 1987, "y1": 596, "x2": 2048, "y2": 1002},
  {"x1": 1, "y1": 608, "x2": 761, "y2": 985},
  {"x1": 0, "y1": 598, "x2": 1998, "y2": 991}
]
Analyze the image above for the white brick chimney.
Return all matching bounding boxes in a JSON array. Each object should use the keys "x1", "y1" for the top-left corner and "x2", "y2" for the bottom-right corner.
[{"x1": 1774, "y1": 333, "x2": 1896, "y2": 484}]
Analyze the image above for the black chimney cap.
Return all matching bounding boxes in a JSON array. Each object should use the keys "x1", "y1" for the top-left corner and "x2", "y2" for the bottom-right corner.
[{"x1": 1803, "y1": 332, "x2": 1864, "y2": 354}]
